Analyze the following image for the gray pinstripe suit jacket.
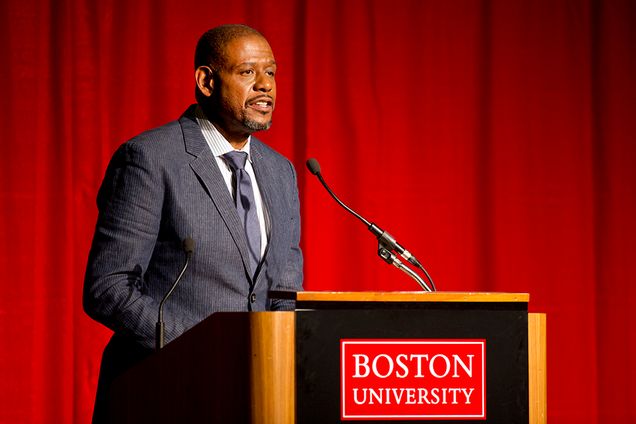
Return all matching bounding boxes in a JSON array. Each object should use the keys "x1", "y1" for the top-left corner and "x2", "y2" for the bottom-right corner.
[
  {"x1": 83, "y1": 105, "x2": 303, "y2": 421},
  {"x1": 84, "y1": 105, "x2": 303, "y2": 347}
]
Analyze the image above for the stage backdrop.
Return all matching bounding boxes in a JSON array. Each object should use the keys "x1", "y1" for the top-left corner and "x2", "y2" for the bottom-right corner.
[{"x1": 1, "y1": 0, "x2": 634, "y2": 422}]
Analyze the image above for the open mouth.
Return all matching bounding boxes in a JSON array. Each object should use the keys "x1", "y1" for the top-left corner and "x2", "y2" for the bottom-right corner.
[{"x1": 247, "y1": 97, "x2": 274, "y2": 112}]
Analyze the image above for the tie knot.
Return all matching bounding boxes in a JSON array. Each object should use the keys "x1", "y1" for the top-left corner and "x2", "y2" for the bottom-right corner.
[{"x1": 223, "y1": 151, "x2": 248, "y2": 171}]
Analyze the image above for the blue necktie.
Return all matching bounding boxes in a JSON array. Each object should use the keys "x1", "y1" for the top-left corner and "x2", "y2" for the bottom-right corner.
[{"x1": 223, "y1": 151, "x2": 261, "y2": 277}]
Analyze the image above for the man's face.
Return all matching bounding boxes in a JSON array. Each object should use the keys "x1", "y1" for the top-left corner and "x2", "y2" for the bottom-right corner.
[{"x1": 211, "y1": 35, "x2": 277, "y2": 139}]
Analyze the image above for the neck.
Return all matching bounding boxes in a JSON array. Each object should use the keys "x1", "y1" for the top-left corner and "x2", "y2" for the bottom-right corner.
[
  {"x1": 199, "y1": 104, "x2": 249, "y2": 149},
  {"x1": 213, "y1": 122, "x2": 249, "y2": 149}
]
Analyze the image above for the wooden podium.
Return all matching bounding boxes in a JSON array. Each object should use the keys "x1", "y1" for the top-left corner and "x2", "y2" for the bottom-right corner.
[{"x1": 110, "y1": 292, "x2": 546, "y2": 423}]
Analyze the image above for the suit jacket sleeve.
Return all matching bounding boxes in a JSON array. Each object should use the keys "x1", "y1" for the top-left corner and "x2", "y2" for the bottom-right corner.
[
  {"x1": 270, "y1": 159, "x2": 304, "y2": 311},
  {"x1": 83, "y1": 141, "x2": 197, "y2": 349}
]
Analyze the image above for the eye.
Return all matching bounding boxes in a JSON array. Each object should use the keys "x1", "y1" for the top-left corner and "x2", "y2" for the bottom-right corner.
[
  {"x1": 266, "y1": 66, "x2": 277, "y2": 77},
  {"x1": 240, "y1": 69, "x2": 255, "y2": 76}
]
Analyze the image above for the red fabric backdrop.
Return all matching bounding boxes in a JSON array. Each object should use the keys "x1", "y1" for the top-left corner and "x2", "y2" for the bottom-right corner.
[{"x1": 1, "y1": 0, "x2": 635, "y2": 422}]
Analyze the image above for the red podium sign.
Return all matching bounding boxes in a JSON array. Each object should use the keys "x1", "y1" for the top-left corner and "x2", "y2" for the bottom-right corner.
[{"x1": 340, "y1": 339, "x2": 486, "y2": 420}]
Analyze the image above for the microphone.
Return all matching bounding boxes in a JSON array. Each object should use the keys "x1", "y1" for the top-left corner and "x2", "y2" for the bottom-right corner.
[
  {"x1": 306, "y1": 158, "x2": 436, "y2": 292},
  {"x1": 156, "y1": 237, "x2": 195, "y2": 351},
  {"x1": 307, "y1": 158, "x2": 417, "y2": 262}
]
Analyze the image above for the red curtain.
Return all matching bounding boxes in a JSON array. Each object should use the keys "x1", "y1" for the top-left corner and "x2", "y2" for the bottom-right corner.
[{"x1": 1, "y1": 0, "x2": 634, "y2": 422}]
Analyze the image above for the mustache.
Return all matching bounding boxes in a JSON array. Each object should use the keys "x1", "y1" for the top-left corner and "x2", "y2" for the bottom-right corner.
[{"x1": 246, "y1": 95, "x2": 274, "y2": 106}]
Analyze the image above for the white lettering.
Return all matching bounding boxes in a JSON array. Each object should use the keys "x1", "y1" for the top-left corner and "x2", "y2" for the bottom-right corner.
[
  {"x1": 405, "y1": 388, "x2": 416, "y2": 404},
  {"x1": 410, "y1": 354, "x2": 429, "y2": 377},
  {"x1": 353, "y1": 388, "x2": 367, "y2": 404},
  {"x1": 395, "y1": 354, "x2": 409, "y2": 378},
  {"x1": 353, "y1": 354, "x2": 370, "y2": 378},
  {"x1": 418, "y1": 387, "x2": 430, "y2": 404},
  {"x1": 392, "y1": 387, "x2": 404, "y2": 404},
  {"x1": 352, "y1": 352, "x2": 477, "y2": 379},
  {"x1": 448, "y1": 387, "x2": 461, "y2": 404},
  {"x1": 348, "y1": 387, "x2": 477, "y2": 406},
  {"x1": 452, "y1": 354, "x2": 474, "y2": 378},
  {"x1": 430, "y1": 387, "x2": 440, "y2": 404},
  {"x1": 372, "y1": 354, "x2": 394, "y2": 378},
  {"x1": 429, "y1": 354, "x2": 451, "y2": 378},
  {"x1": 368, "y1": 388, "x2": 383, "y2": 404},
  {"x1": 461, "y1": 388, "x2": 475, "y2": 404}
]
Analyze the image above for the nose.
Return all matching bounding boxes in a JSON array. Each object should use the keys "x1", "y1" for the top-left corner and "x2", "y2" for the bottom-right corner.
[{"x1": 254, "y1": 72, "x2": 273, "y2": 92}]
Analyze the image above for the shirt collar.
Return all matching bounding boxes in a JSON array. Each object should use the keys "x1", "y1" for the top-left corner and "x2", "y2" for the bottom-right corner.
[{"x1": 195, "y1": 105, "x2": 252, "y2": 162}]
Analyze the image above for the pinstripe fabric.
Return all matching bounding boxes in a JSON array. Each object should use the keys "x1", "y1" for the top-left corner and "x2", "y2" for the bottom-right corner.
[
  {"x1": 85, "y1": 104, "x2": 302, "y2": 346},
  {"x1": 83, "y1": 105, "x2": 303, "y2": 422},
  {"x1": 195, "y1": 107, "x2": 269, "y2": 258}
]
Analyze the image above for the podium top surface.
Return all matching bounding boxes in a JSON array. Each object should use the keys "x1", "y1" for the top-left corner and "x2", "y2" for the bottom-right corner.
[{"x1": 271, "y1": 291, "x2": 529, "y2": 303}]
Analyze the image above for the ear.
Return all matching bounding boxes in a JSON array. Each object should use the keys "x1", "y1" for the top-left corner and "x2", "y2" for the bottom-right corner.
[{"x1": 195, "y1": 66, "x2": 214, "y2": 97}]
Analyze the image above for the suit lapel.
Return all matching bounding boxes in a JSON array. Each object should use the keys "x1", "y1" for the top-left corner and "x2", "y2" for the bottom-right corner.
[
  {"x1": 179, "y1": 108, "x2": 254, "y2": 281},
  {"x1": 250, "y1": 140, "x2": 282, "y2": 287}
]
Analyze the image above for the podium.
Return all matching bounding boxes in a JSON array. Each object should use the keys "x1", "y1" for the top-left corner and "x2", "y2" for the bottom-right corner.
[{"x1": 110, "y1": 292, "x2": 546, "y2": 423}]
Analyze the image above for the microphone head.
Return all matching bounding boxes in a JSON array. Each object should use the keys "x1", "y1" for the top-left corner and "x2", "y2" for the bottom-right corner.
[
  {"x1": 183, "y1": 237, "x2": 195, "y2": 255},
  {"x1": 306, "y1": 158, "x2": 321, "y2": 175}
]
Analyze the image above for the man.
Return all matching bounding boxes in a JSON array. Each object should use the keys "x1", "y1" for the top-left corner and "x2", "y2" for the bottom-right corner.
[{"x1": 83, "y1": 24, "x2": 303, "y2": 423}]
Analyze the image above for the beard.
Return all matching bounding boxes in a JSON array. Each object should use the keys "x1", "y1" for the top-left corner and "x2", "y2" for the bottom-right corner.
[
  {"x1": 243, "y1": 115, "x2": 273, "y2": 132},
  {"x1": 200, "y1": 94, "x2": 273, "y2": 135}
]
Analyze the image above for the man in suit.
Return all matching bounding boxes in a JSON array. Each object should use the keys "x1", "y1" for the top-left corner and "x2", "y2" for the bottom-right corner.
[{"x1": 83, "y1": 24, "x2": 303, "y2": 423}]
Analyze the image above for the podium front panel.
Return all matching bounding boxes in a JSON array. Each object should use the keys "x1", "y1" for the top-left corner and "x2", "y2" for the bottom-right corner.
[{"x1": 296, "y1": 301, "x2": 528, "y2": 423}]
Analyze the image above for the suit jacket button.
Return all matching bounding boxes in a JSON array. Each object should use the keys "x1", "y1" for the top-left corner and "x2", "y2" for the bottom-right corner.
[{"x1": 250, "y1": 293, "x2": 256, "y2": 303}]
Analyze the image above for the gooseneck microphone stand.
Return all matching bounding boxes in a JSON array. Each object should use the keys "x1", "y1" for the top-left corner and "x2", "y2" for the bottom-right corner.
[{"x1": 306, "y1": 158, "x2": 436, "y2": 292}]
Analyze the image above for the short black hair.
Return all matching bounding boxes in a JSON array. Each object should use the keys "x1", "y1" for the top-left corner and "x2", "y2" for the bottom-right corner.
[{"x1": 194, "y1": 24, "x2": 264, "y2": 72}]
